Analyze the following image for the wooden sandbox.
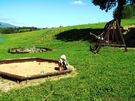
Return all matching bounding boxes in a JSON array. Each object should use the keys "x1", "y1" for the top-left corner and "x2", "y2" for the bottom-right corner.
[{"x1": 0, "y1": 58, "x2": 72, "y2": 81}]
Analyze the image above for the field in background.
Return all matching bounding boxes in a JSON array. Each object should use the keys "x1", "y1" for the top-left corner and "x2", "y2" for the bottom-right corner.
[{"x1": 0, "y1": 19, "x2": 135, "y2": 100}]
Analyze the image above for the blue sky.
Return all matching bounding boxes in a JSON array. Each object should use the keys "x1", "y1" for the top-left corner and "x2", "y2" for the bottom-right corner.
[{"x1": 0, "y1": 0, "x2": 116, "y2": 28}]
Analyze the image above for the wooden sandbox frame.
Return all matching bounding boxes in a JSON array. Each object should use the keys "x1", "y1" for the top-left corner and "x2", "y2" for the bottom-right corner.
[{"x1": 0, "y1": 58, "x2": 72, "y2": 82}]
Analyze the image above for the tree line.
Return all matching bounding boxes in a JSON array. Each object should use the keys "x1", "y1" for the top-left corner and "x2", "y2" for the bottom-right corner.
[{"x1": 0, "y1": 27, "x2": 39, "y2": 34}]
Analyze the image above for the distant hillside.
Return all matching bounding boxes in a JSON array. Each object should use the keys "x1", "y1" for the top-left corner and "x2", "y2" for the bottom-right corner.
[{"x1": 0, "y1": 22, "x2": 16, "y2": 28}]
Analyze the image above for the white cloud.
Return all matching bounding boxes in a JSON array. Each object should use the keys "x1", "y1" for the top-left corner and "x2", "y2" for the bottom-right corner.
[{"x1": 71, "y1": 0, "x2": 85, "y2": 5}]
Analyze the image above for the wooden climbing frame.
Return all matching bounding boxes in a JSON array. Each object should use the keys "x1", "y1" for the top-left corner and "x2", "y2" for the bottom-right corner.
[{"x1": 90, "y1": 19, "x2": 127, "y2": 53}]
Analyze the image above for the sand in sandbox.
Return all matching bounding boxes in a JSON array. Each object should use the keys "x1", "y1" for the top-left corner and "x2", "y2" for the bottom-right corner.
[{"x1": 0, "y1": 61, "x2": 58, "y2": 77}]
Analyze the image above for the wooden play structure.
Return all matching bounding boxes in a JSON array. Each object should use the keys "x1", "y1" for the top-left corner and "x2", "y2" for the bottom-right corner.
[{"x1": 90, "y1": 19, "x2": 127, "y2": 53}]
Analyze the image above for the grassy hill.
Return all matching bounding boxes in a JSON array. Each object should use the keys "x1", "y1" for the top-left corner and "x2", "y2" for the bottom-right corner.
[{"x1": 0, "y1": 19, "x2": 135, "y2": 100}]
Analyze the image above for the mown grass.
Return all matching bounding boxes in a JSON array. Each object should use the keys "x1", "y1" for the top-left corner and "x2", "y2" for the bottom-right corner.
[{"x1": 0, "y1": 19, "x2": 135, "y2": 101}]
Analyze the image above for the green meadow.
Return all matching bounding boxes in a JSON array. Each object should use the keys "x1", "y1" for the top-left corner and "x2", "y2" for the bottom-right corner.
[{"x1": 0, "y1": 19, "x2": 135, "y2": 101}]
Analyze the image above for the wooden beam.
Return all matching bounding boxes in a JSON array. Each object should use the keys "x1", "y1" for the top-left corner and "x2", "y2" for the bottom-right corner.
[{"x1": 116, "y1": 19, "x2": 127, "y2": 52}]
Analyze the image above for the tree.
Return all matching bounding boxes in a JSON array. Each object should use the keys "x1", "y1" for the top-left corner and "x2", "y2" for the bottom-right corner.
[{"x1": 92, "y1": 0, "x2": 135, "y2": 26}]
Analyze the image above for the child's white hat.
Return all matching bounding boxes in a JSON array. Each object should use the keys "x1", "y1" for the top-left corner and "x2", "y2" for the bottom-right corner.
[{"x1": 60, "y1": 54, "x2": 66, "y2": 60}]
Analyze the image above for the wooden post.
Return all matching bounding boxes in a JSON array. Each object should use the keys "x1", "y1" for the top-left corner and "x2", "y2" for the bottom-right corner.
[{"x1": 116, "y1": 19, "x2": 127, "y2": 52}]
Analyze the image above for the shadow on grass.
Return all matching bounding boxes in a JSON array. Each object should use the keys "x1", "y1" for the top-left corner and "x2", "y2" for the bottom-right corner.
[
  {"x1": 55, "y1": 28, "x2": 135, "y2": 47},
  {"x1": 55, "y1": 28, "x2": 103, "y2": 42},
  {"x1": 124, "y1": 28, "x2": 135, "y2": 47}
]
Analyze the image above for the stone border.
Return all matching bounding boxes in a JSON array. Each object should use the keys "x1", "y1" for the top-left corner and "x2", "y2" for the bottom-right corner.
[{"x1": 8, "y1": 47, "x2": 52, "y2": 54}]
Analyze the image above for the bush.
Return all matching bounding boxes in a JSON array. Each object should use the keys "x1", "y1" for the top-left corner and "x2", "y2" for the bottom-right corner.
[{"x1": 122, "y1": 4, "x2": 135, "y2": 18}]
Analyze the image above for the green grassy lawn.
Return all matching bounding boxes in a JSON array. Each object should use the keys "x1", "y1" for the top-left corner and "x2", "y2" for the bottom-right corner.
[{"x1": 0, "y1": 19, "x2": 135, "y2": 101}]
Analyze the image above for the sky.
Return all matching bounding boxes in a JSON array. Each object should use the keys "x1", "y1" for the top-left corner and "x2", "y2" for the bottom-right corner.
[{"x1": 0, "y1": 0, "x2": 116, "y2": 28}]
